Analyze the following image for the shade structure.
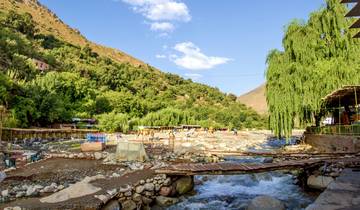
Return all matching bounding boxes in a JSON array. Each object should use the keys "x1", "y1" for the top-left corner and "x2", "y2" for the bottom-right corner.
[
  {"x1": 354, "y1": 31, "x2": 360, "y2": 37},
  {"x1": 346, "y1": 2, "x2": 360, "y2": 17},
  {"x1": 350, "y1": 18, "x2": 360, "y2": 28},
  {"x1": 341, "y1": 0, "x2": 358, "y2": 3},
  {"x1": 323, "y1": 85, "x2": 360, "y2": 107}
]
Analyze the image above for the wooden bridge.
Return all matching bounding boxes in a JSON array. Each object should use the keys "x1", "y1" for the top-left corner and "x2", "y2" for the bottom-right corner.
[{"x1": 155, "y1": 157, "x2": 360, "y2": 175}]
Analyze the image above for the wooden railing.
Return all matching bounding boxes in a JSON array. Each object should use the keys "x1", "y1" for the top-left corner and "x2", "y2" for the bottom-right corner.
[{"x1": 306, "y1": 124, "x2": 360, "y2": 136}]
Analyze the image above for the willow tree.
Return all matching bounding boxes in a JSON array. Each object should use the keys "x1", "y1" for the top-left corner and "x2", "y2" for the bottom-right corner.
[{"x1": 266, "y1": 0, "x2": 360, "y2": 138}]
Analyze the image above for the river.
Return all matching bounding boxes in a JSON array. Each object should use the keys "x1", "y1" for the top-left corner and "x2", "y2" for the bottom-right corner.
[{"x1": 167, "y1": 138, "x2": 316, "y2": 210}]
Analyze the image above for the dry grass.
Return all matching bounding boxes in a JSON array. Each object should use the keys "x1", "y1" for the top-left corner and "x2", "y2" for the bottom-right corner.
[{"x1": 238, "y1": 84, "x2": 268, "y2": 115}]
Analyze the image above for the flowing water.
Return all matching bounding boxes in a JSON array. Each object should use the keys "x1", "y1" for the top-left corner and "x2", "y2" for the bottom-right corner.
[{"x1": 167, "y1": 138, "x2": 316, "y2": 210}]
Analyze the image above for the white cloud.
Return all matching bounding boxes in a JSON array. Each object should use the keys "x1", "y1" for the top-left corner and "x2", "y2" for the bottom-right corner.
[
  {"x1": 184, "y1": 73, "x2": 203, "y2": 81},
  {"x1": 172, "y1": 42, "x2": 231, "y2": 70},
  {"x1": 122, "y1": 0, "x2": 190, "y2": 33},
  {"x1": 150, "y1": 22, "x2": 174, "y2": 32},
  {"x1": 156, "y1": 54, "x2": 166, "y2": 59}
]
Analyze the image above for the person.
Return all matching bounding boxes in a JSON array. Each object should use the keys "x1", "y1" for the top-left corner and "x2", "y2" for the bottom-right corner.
[{"x1": 340, "y1": 106, "x2": 351, "y2": 125}]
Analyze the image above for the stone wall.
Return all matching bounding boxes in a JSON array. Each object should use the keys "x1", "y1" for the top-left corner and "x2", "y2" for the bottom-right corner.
[{"x1": 304, "y1": 133, "x2": 360, "y2": 152}]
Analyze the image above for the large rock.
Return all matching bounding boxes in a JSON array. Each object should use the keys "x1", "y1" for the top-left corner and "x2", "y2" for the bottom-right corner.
[
  {"x1": 307, "y1": 175, "x2": 334, "y2": 190},
  {"x1": 175, "y1": 176, "x2": 193, "y2": 195},
  {"x1": 159, "y1": 186, "x2": 172, "y2": 197},
  {"x1": 247, "y1": 195, "x2": 285, "y2": 210},
  {"x1": 103, "y1": 200, "x2": 120, "y2": 210},
  {"x1": 144, "y1": 183, "x2": 155, "y2": 192},
  {"x1": 155, "y1": 196, "x2": 179, "y2": 206},
  {"x1": 121, "y1": 200, "x2": 137, "y2": 210}
]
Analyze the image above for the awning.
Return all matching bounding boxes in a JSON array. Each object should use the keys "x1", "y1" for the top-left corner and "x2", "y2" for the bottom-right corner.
[{"x1": 323, "y1": 85, "x2": 360, "y2": 107}]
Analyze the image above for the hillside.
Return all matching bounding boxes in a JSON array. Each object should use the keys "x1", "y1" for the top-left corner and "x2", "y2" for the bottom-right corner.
[
  {"x1": 0, "y1": 0, "x2": 144, "y2": 66},
  {"x1": 238, "y1": 84, "x2": 267, "y2": 115},
  {"x1": 0, "y1": 4, "x2": 266, "y2": 131}
]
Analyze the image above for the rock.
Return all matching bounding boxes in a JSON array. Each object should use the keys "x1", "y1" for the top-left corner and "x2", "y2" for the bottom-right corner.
[
  {"x1": 163, "y1": 178, "x2": 171, "y2": 186},
  {"x1": 135, "y1": 185, "x2": 145, "y2": 194},
  {"x1": 175, "y1": 176, "x2": 193, "y2": 195},
  {"x1": 107, "y1": 189, "x2": 117, "y2": 196},
  {"x1": 26, "y1": 186, "x2": 38, "y2": 197},
  {"x1": 78, "y1": 153, "x2": 85, "y2": 158},
  {"x1": 140, "y1": 180, "x2": 145, "y2": 185},
  {"x1": 119, "y1": 185, "x2": 132, "y2": 193},
  {"x1": 142, "y1": 196, "x2": 153, "y2": 205},
  {"x1": 68, "y1": 154, "x2": 74, "y2": 158},
  {"x1": 124, "y1": 191, "x2": 132, "y2": 197},
  {"x1": 1, "y1": 190, "x2": 9, "y2": 197},
  {"x1": 307, "y1": 175, "x2": 334, "y2": 190},
  {"x1": 121, "y1": 200, "x2": 137, "y2": 210},
  {"x1": 112, "y1": 173, "x2": 120, "y2": 178},
  {"x1": 329, "y1": 172, "x2": 340, "y2": 177},
  {"x1": 34, "y1": 185, "x2": 44, "y2": 190},
  {"x1": 4, "y1": 207, "x2": 21, "y2": 210},
  {"x1": 95, "y1": 194, "x2": 111, "y2": 203},
  {"x1": 247, "y1": 195, "x2": 285, "y2": 210},
  {"x1": 0, "y1": 172, "x2": 6, "y2": 183},
  {"x1": 94, "y1": 152, "x2": 103, "y2": 160},
  {"x1": 102, "y1": 200, "x2": 120, "y2": 210},
  {"x1": 144, "y1": 183, "x2": 155, "y2": 192},
  {"x1": 16, "y1": 191, "x2": 25, "y2": 198},
  {"x1": 43, "y1": 185, "x2": 56, "y2": 193},
  {"x1": 57, "y1": 185, "x2": 65, "y2": 191},
  {"x1": 155, "y1": 196, "x2": 179, "y2": 206},
  {"x1": 263, "y1": 157, "x2": 273, "y2": 163},
  {"x1": 159, "y1": 186, "x2": 172, "y2": 197},
  {"x1": 132, "y1": 193, "x2": 142, "y2": 202}
]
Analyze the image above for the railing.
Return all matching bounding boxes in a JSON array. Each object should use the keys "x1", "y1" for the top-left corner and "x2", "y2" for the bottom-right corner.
[{"x1": 306, "y1": 124, "x2": 360, "y2": 136}]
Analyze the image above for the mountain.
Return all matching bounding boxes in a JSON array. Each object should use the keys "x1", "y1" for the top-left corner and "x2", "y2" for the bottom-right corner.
[
  {"x1": 0, "y1": 0, "x2": 266, "y2": 131},
  {"x1": 0, "y1": 0, "x2": 143, "y2": 66},
  {"x1": 238, "y1": 84, "x2": 268, "y2": 115}
]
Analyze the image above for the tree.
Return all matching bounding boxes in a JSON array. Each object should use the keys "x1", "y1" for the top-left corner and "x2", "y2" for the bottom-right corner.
[
  {"x1": 2, "y1": 11, "x2": 38, "y2": 37},
  {"x1": 266, "y1": 0, "x2": 360, "y2": 137}
]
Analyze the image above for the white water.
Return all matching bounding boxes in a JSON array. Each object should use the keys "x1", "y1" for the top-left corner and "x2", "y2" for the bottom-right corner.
[{"x1": 167, "y1": 138, "x2": 315, "y2": 210}]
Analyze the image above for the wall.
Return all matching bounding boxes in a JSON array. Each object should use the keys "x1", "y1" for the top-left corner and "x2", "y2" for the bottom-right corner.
[{"x1": 304, "y1": 133, "x2": 360, "y2": 152}]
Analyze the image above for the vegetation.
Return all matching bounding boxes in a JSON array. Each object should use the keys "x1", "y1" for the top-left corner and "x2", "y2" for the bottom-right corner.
[
  {"x1": 0, "y1": 10, "x2": 266, "y2": 132},
  {"x1": 266, "y1": 0, "x2": 360, "y2": 138}
]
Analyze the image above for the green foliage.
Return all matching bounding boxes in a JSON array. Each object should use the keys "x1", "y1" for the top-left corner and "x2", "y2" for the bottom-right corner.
[
  {"x1": 0, "y1": 9, "x2": 266, "y2": 131},
  {"x1": 266, "y1": 0, "x2": 360, "y2": 138}
]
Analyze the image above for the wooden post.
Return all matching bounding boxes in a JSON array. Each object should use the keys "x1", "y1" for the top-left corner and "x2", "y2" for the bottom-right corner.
[{"x1": 0, "y1": 106, "x2": 4, "y2": 146}]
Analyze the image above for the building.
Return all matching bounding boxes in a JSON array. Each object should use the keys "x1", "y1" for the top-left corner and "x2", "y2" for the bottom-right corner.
[
  {"x1": 342, "y1": 0, "x2": 360, "y2": 38},
  {"x1": 304, "y1": 85, "x2": 360, "y2": 152},
  {"x1": 32, "y1": 59, "x2": 49, "y2": 72}
]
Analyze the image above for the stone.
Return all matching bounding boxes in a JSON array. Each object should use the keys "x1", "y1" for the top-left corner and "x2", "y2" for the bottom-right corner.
[
  {"x1": 4, "y1": 207, "x2": 21, "y2": 210},
  {"x1": 94, "y1": 152, "x2": 103, "y2": 160},
  {"x1": 102, "y1": 200, "x2": 120, "y2": 210},
  {"x1": 132, "y1": 193, "x2": 142, "y2": 202},
  {"x1": 135, "y1": 185, "x2": 145, "y2": 194},
  {"x1": 121, "y1": 200, "x2": 137, "y2": 210},
  {"x1": 57, "y1": 185, "x2": 65, "y2": 191},
  {"x1": 112, "y1": 173, "x2": 120, "y2": 178},
  {"x1": 307, "y1": 175, "x2": 334, "y2": 190},
  {"x1": 119, "y1": 185, "x2": 132, "y2": 193},
  {"x1": 43, "y1": 185, "x2": 56, "y2": 193},
  {"x1": 34, "y1": 185, "x2": 44, "y2": 190},
  {"x1": 159, "y1": 186, "x2": 172, "y2": 197},
  {"x1": 16, "y1": 191, "x2": 25, "y2": 198},
  {"x1": 77, "y1": 153, "x2": 85, "y2": 158},
  {"x1": 124, "y1": 191, "x2": 132, "y2": 197},
  {"x1": 247, "y1": 195, "x2": 285, "y2": 210},
  {"x1": 26, "y1": 186, "x2": 38, "y2": 197},
  {"x1": 140, "y1": 180, "x2": 145, "y2": 185},
  {"x1": 144, "y1": 183, "x2": 155, "y2": 192},
  {"x1": 107, "y1": 189, "x2": 117, "y2": 196},
  {"x1": 95, "y1": 194, "x2": 111, "y2": 203},
  {"x1": 1, "y1": 190, "x2": 9, "y2": 197},
  {"x1": 163, "y1": 178, "x2": 171, "y2": 186},
  {"x1": 263, "y1": 157, "x2": 273, "y2": 163},
  {"x1": 175, "y1": 176, "x2": 194, "y2": 195},
  {"x1": 155, "y1": 196, "x2": 179, "y2": 206},
  {"x1": 142, "y1": 196, "x2": 153, "y2": 205}
]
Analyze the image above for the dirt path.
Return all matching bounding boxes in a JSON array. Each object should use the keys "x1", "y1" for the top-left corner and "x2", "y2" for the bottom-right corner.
[{"x1": 1, "y1": 169, "x2": 155, "y2": 210}]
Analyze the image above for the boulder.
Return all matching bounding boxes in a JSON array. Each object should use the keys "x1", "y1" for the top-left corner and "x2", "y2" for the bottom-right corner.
[
  {"x1": 1, "y1": 190, "x2": 9, "y2": 197},
  {"x1": 175, "y1": 176, "x2": 193, "y2": 195},
  {"x1": 155, "y1": 196, "x2": 179, "y2": 206},
  {"x1": 94, "y1": 152, "x2": 103, "y2": 160},
  {"x1": 307, "y1": 175, "x2": 334, "y2": 190},
  {"x1": 159, "y1": 186, "x2": 172, "y2": 197},
  {"x1": 26, "y1": 186, "x2": 38, "y2": 197},
  {"x1": 121, "y1": 200, "x2": 137, "y2": 210},
  {"x1": 135, "y1": 185, "x2": 145, "y2": 194},
  {"x1": 103, "y1": 200, "x2": 120, "y2": 210},
  {"x1": 144, "y1": 183, "x2": 155, "y2": 192},
  {"x1": 247, "y1": 195, "x2": 285, "y2": 210}
]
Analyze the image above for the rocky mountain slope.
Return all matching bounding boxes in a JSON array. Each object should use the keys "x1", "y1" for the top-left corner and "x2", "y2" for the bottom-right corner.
[{"x1": 238, "y1": 84, "x2": 268, "y2": 115}]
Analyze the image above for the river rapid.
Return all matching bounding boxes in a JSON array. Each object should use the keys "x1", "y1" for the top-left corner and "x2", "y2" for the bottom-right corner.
[{"x1": 167, "y1": 138, "x2": 316, "y2": 210}]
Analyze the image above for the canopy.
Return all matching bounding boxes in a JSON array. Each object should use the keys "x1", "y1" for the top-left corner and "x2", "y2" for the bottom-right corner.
[{"x1": 323, "y1": 85, "x2": 360, "y2": 107}]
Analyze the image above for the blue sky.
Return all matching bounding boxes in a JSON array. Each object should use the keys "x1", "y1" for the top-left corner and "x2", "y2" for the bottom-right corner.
[{"x1": 39, "y1": 0, "x2": 326, "y2": 95}]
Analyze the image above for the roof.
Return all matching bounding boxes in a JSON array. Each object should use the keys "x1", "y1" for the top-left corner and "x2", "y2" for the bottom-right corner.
[
  {"x1": 342, "y1": 0, "x2": 360, "y2": 38},
  {"x1": 323, "y1": 85, "x2": 360, "y2": 107}
]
